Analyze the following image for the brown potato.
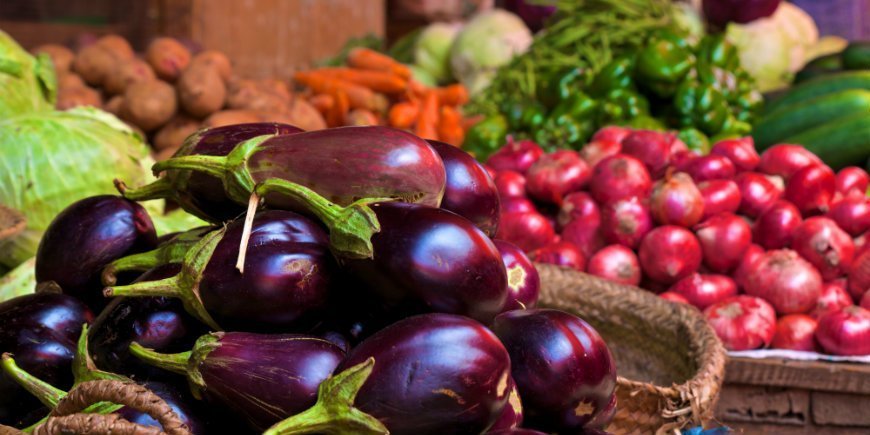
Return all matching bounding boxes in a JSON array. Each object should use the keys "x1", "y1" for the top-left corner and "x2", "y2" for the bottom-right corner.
[
  {"x1": 190, "y1": 50, "x2": 232, "y2": 82},
  {"x1": 122, "y1": 80, "x2": 178, "y2": 131},
  {"x1": 258, "y1": 78, "x2": 292, "y2": 101},
  {"x1": 32, "y1": 44, "x2": 74, "y2": 72},
  {"x1": 57, "y1": 72, "x2": 86, "y2": 91},
  {"x1": 104, "y1": 59, "x2": 157, "y2": 95},
  {"x1": 146, "y1": 37, "x2": 191, "y2": 82},
  {"x1": 177, "y1": 64, "x2": 226, "y2": 118},
  {"x1": 73, "y1": 44, "x2": 115, "y2": 86},
  {"x1": 56, "y1": 86, "x2": 102, "y2": 110},
  {"x1": 153, "y1": 115, "x2": 200, "y2": 152},
  {"x1": 203, "y1": 110, "x2": 262, "y2": 128},
  {"x1": 154, "y1": 145, "x2": 182, "y2": 162},
  {"x1": 226, "y1": 79, "x2": 287, "y2": 113},
  {"x1": 286, "y1": 97, "x2": 326, "y2": 131},
  {"x1": 104, "y1": 95, "x2": 124, "y2": 115},
  {"x1": 96, "y1": 34, "x2": 134, "y2": 60}
]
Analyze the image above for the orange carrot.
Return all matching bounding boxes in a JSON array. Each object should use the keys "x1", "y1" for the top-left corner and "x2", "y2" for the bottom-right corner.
[
  {"x1": 347, "y1": 48, "x2": 411, "y2": 80},
  {"x1": 433, "y1": 84, "x2": 469, "y2": 106},
  {"x1": 326, "y1": 90, "x2": 349, "y2": 128},
  {"x1": 462, "y1": 114, "x2": 485, "y2": 131},
  {"x1": 388, "y1": 101, "x2": 420, "y2": 129},
  {"x1": 407, "y1": 80, "x2": 428, "y2": 100},
  {"x1": 437, "y1": 106, "x2": 465, "y2": 146},
  {"x1": 306, "y1": 68, "x2": 407, "y2": 93},
  {"x1": 346, "y1": 108, "x2": 379, "y2": 126},
  {"x1": 415, "y1": 91, "x2": 439, "y2": 140},
  {"x1": 294, "y1": 72, "x2": 387, "y2": 112},
  {"x1": 309, "y1": 93, "x2": 334, "y2": 114}
]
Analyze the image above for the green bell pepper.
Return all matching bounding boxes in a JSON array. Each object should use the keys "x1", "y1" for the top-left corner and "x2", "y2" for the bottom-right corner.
[
  {"x1": 464, "y1": 115, "x2": 508, "y2": 160},
  {"x1": 598, "y1": 88, "x2": 649, "y2": 125},
  {"x1": 677, "y1": 127, "x2": 710, "y2": 154},
  {"x1": 674, "y1": 79, "x2": 729, "y2": 136},
  {"x1": 635, "y1": 30, "x2": 695, "y2": 98},
  {"x1": 502, "y1": 100, "x2": 547, "y2": 132},
  {"x1": 535, "y1": 115, "x2": 594, "y2": 151},
  {"x1": 589, "y1": 56, "x2": 636, "y2": 98},
  {"x1": 539, "y1": 67, "x2": 588, "y2": 109}
]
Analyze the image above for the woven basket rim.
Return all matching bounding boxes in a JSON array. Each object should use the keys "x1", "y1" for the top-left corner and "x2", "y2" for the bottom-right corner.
[{"x1": 0, "y1": 205, "x2": 25, "y2": 243}]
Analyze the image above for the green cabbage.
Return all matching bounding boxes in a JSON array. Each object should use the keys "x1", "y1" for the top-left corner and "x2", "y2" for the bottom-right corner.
[
  {"x1": 0, "y1": 257, "x2": 35, "y2": 303},
  {"x1": 414, "y1": 22, "x2": 462, "y2": 84},
  {"x1": 0, "y1": 107, "x2": 153, "y2": 268},
  {"x1": 0, "y1": 29, "x2": 56, "y2": 117},
  {"x1": 450, "y1": 10, "x2": 532, "y2": 95}
]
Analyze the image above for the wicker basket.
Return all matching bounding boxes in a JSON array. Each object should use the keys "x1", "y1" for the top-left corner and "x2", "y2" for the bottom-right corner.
[
  {"x1": 0, "y1": 205, "x2": 25, "y2": 243},
  {"x1": 537, "y1": 264, "x2": 727, "y2": 435}
]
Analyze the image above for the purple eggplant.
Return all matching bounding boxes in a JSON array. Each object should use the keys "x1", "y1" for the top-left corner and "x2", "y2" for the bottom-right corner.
[
  {"x1": 487, "y1": 379, "x2": 524, "y2": 432},
  {"x1": 0, "y1": 291, "x2": 92, "y2": 427},
  {"x1": 343, "y1": 202, "x2": 508, "y2": 323},
  {"x1": 89, "y1": 264, "x2": 208, "y2": 380},
  {"x1": 427, "y1": 140, "x2": 500, "y2": 237},
  {"x1": 130, "y1": 332, "x2": 345, "y2": 430},
  {"x1": 123, "y1": 123, "x2": 304, "y2": 222},
  {"x1": 493, "y1": 240, "x2": 540, "y2": 312},
  {"x1": 35, "y1": 195, "x2": 157, "y2": 311},
  {"x1": 105, "y1": 210, "x2": 335, "y2": 332},
  {"x1": 492, "y1": 309, "x2": 617, "y2": 432},
  {"x1": 488, "y1": 429, "x2": 549, "y2": 435},
  {"x1": 268, "y1": 313, "x2": 512, "y2": 435}
]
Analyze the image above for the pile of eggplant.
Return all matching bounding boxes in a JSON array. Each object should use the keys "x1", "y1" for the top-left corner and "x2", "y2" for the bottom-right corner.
[{"x1": 0, "y1": 123, "x2": 617, "y2": 435}]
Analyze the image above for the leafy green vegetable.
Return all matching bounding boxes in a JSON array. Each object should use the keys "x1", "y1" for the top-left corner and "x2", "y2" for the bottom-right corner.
[
  {"x1": 0, "y1": 257, "x2": 35, "y2": 303},
  {"x1": 0, "y1": 29, "x2": 56, "y2": 117},
  {"x1": 414, "y1": 23, "x2": 462, "y2": 84}
]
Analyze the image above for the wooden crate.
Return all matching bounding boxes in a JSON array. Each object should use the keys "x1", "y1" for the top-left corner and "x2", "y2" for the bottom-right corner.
[{"x1": 717, "y1": 357, "x2": 870, "y2": 434}]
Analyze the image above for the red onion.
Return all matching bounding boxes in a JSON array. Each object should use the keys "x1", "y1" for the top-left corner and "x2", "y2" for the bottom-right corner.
[
  {"x1": 669, "y1": 134, "x2": 688, "y2": 157},
  {"x1": 861, "y1": 291, "x2": 870, "y2": 309},
  {"x1": 695, "y1": 212, "x2": 752, "y2": 273},
  {"x1": 855, "y1": 232, "x2": 869, "y2": 257},
  {"x1": 600, "y1": 197, "x2": 653, "y2": 250},
  {"x1": 703, "y1": 0, "x2": 782, "y2": 27},
  {"x1": 668, "y1": 273, "x2": 738, "y2": 310},
  {"x1": 620, "y1": 130, "x2": 672, "y2": 177},
  {"x1": 753, "y1": 200, "x2": 803, "y2": 249},
  {"x1": 589, "y1": 154, "x2": 652, "y2": 205},
  {"x1": 815, "y1": 306, "x2": 870, "y2": 356},
  {"x1": 790, "y1": 217, "x2": 855, "y2": 280},
  {"x1": 659, "y1": 292, "x2": 690, "y2": 304},
  {"x1": 592, "y1": 125, "x2": 631, "y2": 144},
  {"x1": 827, "y1": 193, "x2": 870, "y2": 237},
  {"x1": 675, "y1": 155, "x2": 736, "y2": 182},
  {"x1": 561, "y1": 218, "x2": 604, "y2": 258},
  {"x1": 579, "y1": 139, "x2": 621, "y2": 168},
  {"x1": 494, "y1": 240, "x2": 540, "y2": 312},
  {"x1": 848, "y1": 249, "x2": 870, "y2": 301},
  {"x1": 483, "y1": 164, "x2": 498, "y2": 179},
  {"x1": 734, "y1": 172, "x2": 782, "y2": 218},
  {"x1": 744, "y1": 249, "x2": 823, "y2": 314},
  {"x1": 733, "y1": 244, "x2": 765, "y2": 290},
  {"x1": 812, "y1": 281, "x2": 854, "y2": 319},
  {"x1": 704, "y1": 295, "x2": 777, "y2": 351},
  {"x1": 556, "y1": 192, "x2": 599, "y2": 230},
  {"x1": 771, "y1": 314, "x2": 819, "y2": 352},
  {"x1": 670, "y1": 150, "x2": 698, "y2": 169},
  {"x1": 586, "y1": 245, "x2": 641, "y2": 286},
  {"x1": 494, "y1": 171, "x2": 527, "y2": 199},
  {"x1": 501, "y1": 196, "x2": 537, "y2": 214},
  {"x1": 529, "y1": 241, "x2": 586, "y2": 272},
  {"x1": 638, "y1": 226, "x2": 702, "y2": 284},
  {"x1": 496, "y1": 211, "x2": 556, "y2": 252},
  {"x1": 764, "y1": 174, "x2": 786, "y2": 192},
  {"x1": 835, "y1": 166, "x2": 870, "y2": 196},
  {"x1": 486, "y1": 138, "x2": 544, "y2": 175},
  {"x1": 650, "y1": 171, "x2": 705, "y2": 227},
  {"x1": 758, "y1": 144, "x2": 823, "y2": 180},
  {"x1": 503, "y1": 0, "x2": 557, "y2": 32},
  {"x1": 698, "y1": 180, "x2": 741, "y2": 220},
  {"x1": 710, "y1": 137, "x2": 759, "y2": 172},
  {"x1": 525, "y1": 150, "x2": 591, "y2": 205},
  {"x1": 785, "y1": 165, "x2": 836, "y2": 216}
]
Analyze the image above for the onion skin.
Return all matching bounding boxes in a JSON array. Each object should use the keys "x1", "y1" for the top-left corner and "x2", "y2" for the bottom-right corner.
[
  {"x1": 339, "y1": 313, "x2": 512, "y2": 435},
  {"x1": 734, "y1": 172, "x2": 782, "y2": 218},
  {"x1": 827, "y1": 193, "x2": 870, "y2": 237},
  {"x1": 620, "y1": 130, "x2": 672, "y2": 177},
  {"x1": 529, "y1": 241, "x2": 586, "y2": 272},
  {"x1": 835, "y1": 167, "x2": 870, "y2": 196},
  {"x1": 557, "y1": 192, "x2": 600, "y2": 230},
  {"x1": 600, "y1": 197, "x2": 653, "y2": 249},
  {"x1": 704, "y1": 295, "x2": 777, "y2": 351},
  {"x1": 525, "y1": 150, "x2": 591, "y2": 205},
  {"x1": 744, "y1": 249, "x2": 823, "y2": 314},
  {"x1": 812, "y1": 281, "x2": 853, "y2": 319},
  {"x1": 849, "y1": 249, "x2": 870, "y2": 301},
  {"x1": 579, "y1": 139, "x2": 621, "y2": 168},
  {"x1": 494, "y1": 171, "x2": 528, "y2": 199},
  {"x1": 733, "y1": 244, "x2": 765, "y2": 290},
  {"x1": 586, "y1": 245, "x2": 642, "y2": 286},
  {"x1": 561, "y1": 218, "x2": 605, "y2": 258},
  {"x1": 492, "y1": 309, "x2": 616, "y2": 432},
  {"x1": 771, "y1": 314, "x2": 819, "y2": 352},
  {"x1": 815, "y1": 306, "x2": 870, "y2": 356},
  {"x1": 428, "y1": 140, "x2": 500, "y2": 237},
  {"x1": 861, "y1": 291, "x2": 870, "y2": 309},
  {"x1": 650, "y1": 171, "x2": 705, "y2": 227},
  {"x1": 486, "y1": 138, "x2": 544, "y2": 175},
  {"x1": 790, "y1": 217, "x2": 855, "y2": 281},
  {"x1": 501, "y1": 197, "x2": 537, "y2": 214},
  {"x1": 695, "y1": 213, "x2": 752, "y2": 273},
  {"x1": 660, "y1": 291, "x2": 690, "y2": 304},
  {"x1": 497, "y1": 211, "x2": 557, "y2": 253},
  {"x1": 698, "y1": 180, "x2": 742, "y2": 220},
  {"x1": 494, "y1": 240, "x2": 540, "y2": 312},
  {"x1": 710, "y1": 137, "x2": 759, "y2": 172},
  {"x1": 758, "y1": 144, "x2": 823, "y2": 181},
  {"x1": 638, "y1": 226, "x2": 702, "y2": 284},
  {"x1": 753, "y1": 200, "x2": 803, "y2": 249},
  {"x1": 592, "y1": 125, "x2": 631, "y2": 144},
  {"x1": 785, "y1": 165, "x2": 836, "y2": 216},
  {"x1": 589, "y1": 154, "x2": 652, "y2": 205},
  {"x1": 669, "y1": 273, "x2": 738, "y2": 310},
  {"x1": 675, "y1": 154, "x2": 736, "y2": 182}
]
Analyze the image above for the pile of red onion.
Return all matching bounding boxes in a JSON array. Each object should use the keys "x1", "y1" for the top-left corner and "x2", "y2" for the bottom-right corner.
[{"x1": 487, "y1": 130, "x2": 870, "y2": 356}]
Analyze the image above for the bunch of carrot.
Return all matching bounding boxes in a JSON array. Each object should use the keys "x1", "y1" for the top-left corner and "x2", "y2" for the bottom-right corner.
[{"x1": 295, "y1": 48, "x2": 471, "y2": 146}]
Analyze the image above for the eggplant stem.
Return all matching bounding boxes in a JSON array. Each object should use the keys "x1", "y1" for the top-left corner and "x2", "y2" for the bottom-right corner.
[
  {"x1": 73, "y1": 325, "x2": 127, "y2": 384},
  {"x1": 104, "y1": 274, "x2": 182, "y2": 299},
  {"x1": 102, "y1": 229, "x2": 205, "y2": 286},
  {"x1": 128, "y1": 342, "x2": 191, "y2": 377},
  {"x1": 152, "y1": 154, "x2": 228, "y2": 179},
  {"x1": 264, "y1": 358, "x2": 388, "y2": 435},
  {"x1": 1, "y1": 353, "x2": 66, "y2": 409},
  {"x1": 119, "y1": 176, "x2": 175, "y2": 202},
  {"x1": 236, "y1": 192, "x2": 261, "y2": 273}
]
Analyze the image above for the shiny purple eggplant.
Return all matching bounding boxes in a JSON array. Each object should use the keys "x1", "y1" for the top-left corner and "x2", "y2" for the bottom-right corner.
[
  {"x1": 427, "y1": 140, "x2": 500, "y2": 237},
  {"x1": 123, "y1": 122, "x2": 303, "y2": 222},
  {"x1": 492, "y1": 309, "x2": 617, "y2": 432},
  {"x1": 35, "y1": 195, "x2": 157, "y2": 311},
  {"x1": 0, "y1": 292, "x2": 93, "y2": 427},
  {"x1": 493, "y1": 240, "x2": 540, "y2": 313},
  {"x1": 487, "y1": 379, "x2": 524, "y2": 432},
  {"x1": 343, "y1": 202, "x2": 508, "y2": 323},
  {"x1": 105, "y1": 210, "x2": 335, "y2": 332},
  {"x1": 130, "y1": 332, "x2": 345, "y2": 430}
]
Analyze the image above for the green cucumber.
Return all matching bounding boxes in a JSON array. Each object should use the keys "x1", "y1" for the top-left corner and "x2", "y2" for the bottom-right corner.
[
  {"x1": 843, "y1": 41, "x2": 870, "y2": 70},
  {"x1": 753, "y1": 89, "x2": 870, "y2": 150},
  {"x1": 782, "y1": 112, "x2": 870, "y2": 170},
  {"x1": 794, "y1": 53, "x2": 843, "y2": 83},
  {"x1": 764, "y1": 71, "x2": 870, "y2": 114}
]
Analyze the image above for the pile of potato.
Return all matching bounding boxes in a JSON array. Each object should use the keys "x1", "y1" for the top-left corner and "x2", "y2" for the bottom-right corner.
[{"x1": 33, "y1": 35, "x2": 326, "y2": 160}]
